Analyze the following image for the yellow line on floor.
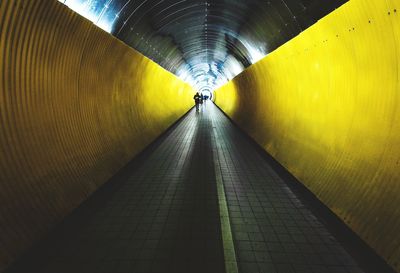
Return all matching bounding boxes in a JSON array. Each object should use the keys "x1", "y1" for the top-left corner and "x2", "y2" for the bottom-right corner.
[{"x1": 211, "y1": 106, "x2": 239, "y2": 273}]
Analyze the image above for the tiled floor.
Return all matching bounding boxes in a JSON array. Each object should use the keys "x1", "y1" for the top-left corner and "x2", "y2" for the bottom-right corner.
[
  {"x1": 208, "y1": 105, "x2": 364, "y2": 273},
  {"x1": 7, "y1": 102, "x2": 366, "y2": 273}
]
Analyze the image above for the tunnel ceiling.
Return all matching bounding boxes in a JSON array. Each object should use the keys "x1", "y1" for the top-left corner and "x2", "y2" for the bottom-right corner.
[{"x1": 59, "y1": 0, "x2": 346, "y2": 91}]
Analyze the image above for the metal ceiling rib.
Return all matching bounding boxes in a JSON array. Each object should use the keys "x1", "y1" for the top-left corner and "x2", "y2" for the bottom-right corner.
[{"x1": 59, "y1": 0, "x2": 347, "y2": 91}]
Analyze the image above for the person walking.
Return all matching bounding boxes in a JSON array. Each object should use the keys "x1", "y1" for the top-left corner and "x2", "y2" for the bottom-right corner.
[{"x1": 193, "y1": 92, "x2": 201, "y2": 111}]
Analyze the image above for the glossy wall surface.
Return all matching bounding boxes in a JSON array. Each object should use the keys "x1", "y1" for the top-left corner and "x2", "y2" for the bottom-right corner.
[
  {"x1": 215, "y1": 0, "x2": 400, "y2": 271},
  {"x1": 0, "y1": 1, "x2": 193, "y2": 271}
]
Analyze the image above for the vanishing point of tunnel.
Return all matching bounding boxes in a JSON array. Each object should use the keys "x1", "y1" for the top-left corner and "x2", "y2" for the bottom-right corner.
[{"x1": 0, "y1": 0, "x2": 399, "y2": 273}]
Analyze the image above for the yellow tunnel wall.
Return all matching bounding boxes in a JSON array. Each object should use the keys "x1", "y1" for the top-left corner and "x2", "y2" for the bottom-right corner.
[
  {"x1": 0, "y1": 0, "x2": 194, "y2": 270},
  {"x1": 215, "y1": 0, "x2": 400, "y2": 270}
]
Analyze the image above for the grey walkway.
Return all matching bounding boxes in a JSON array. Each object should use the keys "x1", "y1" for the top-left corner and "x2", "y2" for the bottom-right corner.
[{"x1": 7, "y1": 103, "x2": 365, "y2": 273}]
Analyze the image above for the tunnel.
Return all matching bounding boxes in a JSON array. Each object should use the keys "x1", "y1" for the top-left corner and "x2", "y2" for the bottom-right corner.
[{"x1": 0, "y1": 0, "x2": 399, "y2": 272}]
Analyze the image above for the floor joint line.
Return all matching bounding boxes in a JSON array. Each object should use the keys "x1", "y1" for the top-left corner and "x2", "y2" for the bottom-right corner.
[{"x1": 211, "y1": 109, "x2": 239, "y2": 273}]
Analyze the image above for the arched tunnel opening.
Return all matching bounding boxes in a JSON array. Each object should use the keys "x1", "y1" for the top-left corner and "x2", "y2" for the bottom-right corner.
[{"x1": 1, "y1": 0, "x2": 400, "y2": 273}]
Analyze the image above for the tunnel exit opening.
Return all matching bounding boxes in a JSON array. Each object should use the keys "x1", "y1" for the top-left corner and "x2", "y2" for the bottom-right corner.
[{"x1": 200, "y1": 90, "x2": 213, "y2": 101}]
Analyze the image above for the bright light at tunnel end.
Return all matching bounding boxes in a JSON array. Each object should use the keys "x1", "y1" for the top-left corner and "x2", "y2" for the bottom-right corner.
[{"x1": 178, "y1": 43, "x2": 266, "y2": 93}]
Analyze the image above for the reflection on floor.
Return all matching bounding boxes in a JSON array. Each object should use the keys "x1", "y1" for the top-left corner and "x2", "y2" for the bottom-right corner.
[{"x1": 7, "y1": 102, "x2": 366, "y2": 273}]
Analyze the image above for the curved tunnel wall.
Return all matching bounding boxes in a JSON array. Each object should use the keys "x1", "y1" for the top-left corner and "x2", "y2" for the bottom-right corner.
[
  {"x1": 0, "y1": 1, "x2": 193, "y2": 270},
  {"x1": 215, "y1": 0, "x2": 400, "y2": 270}
]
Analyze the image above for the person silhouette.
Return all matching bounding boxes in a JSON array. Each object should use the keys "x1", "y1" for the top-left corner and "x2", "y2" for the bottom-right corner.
[{"x1": 193, "y1": 92, "x2": 201, "y2": 111}]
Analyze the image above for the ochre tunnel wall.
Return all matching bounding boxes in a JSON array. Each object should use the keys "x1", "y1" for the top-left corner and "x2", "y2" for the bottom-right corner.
[
  {"x1": 0, "y1": 1, "x2": 193, "y2": 270},
  {"x1": 215, "y1": 0, "x2": 400, "y2": 271}
]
